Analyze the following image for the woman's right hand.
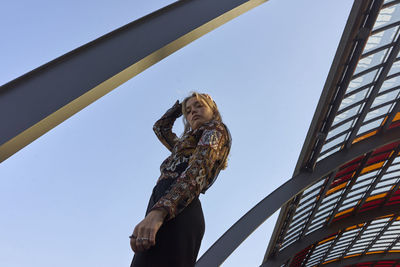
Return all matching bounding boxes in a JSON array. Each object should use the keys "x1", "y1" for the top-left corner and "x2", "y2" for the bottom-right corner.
[
  {"x1": 171, "y1": 100, "x2": 182, "y2": 118},
  {"x1": 130, "y1": 209, "x2": 167, "y2": 253}
]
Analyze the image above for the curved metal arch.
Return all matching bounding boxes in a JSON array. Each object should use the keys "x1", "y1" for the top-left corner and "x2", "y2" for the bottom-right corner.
[
  {"x1": 0, "y1": 0, "x2": 268, "y2": 163},
  {"x1": 195, "y1": 127, "x2": 400, "y2": 267},
  {"x1": 261, "y1": 203, "x2": 400, "y2": 266}
]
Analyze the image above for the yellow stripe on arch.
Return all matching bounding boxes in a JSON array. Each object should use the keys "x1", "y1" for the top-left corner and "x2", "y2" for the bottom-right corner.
[
  {"x1": 334, "y1": 208, "x2": 354, "y2": 218},
  {"x1": 365, "y1": 192, "x2": 387, "y2": 202},
  {"x1": 361, "y1": 161, "x2": 385, "y2": 174},
  {"x1": 393, "y1": 112, "x2": 400, "y2": 122},
  {"x1": 326, "y1": 182, "x2": 348, "y2": 196},
  {"x1": 317, "y1": 235, "x2": 336, "y2": 245},
  {"x1": 352, "y1": 130, "x2": 377, "y2": 144}
]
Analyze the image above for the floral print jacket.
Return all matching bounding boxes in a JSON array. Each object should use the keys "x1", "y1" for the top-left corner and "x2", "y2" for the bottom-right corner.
[{"x1": 151, "y1": 101, "x2": 230, "y2": 221}]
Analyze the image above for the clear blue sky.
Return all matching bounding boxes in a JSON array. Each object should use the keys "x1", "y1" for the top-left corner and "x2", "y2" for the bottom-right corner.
[{"x1": 0, "y1": 1, "x2": 353, "y2": 266}]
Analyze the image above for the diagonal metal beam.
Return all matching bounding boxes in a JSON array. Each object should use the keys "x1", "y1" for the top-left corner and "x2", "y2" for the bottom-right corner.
[
  {"x1": 195, "y1": 127, "x2": 400, "y2": 267},
  {"x1": 0, "y1": 0, "x2": 268, "y2": 163}
]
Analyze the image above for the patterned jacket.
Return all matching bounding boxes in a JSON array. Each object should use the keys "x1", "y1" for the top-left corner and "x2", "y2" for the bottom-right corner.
[{"x1": 151, "y1": 101, "x2": 231, "y2": 221}]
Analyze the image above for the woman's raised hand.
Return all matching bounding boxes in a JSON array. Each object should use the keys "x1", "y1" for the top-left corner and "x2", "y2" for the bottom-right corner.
[
  {"x1": 130, "y1": 209, "x2": 168, "y2": 252},
  {"x1": 171, "y1": 100, "x2": 183, "y2": 118}
]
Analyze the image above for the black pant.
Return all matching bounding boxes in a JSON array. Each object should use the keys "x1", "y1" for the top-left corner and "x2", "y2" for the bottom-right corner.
[{"x1": 131, "y1": 180, "x2": 205, "y2": 267}]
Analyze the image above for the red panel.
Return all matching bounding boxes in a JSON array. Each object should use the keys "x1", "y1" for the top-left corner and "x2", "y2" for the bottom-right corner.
[
  {"x1": 367, "y1": 151, "x2": 391, "y2": 165},
  {"x1": 336, "y1": 162, "x2": 361, "y2": 179},
  {"x1": 388, "y1": 200, "x2": 400, "y2": 205},
  {"x1": 389, "y1": 120, "x2": 400, "y2": 129},
  {"x1": 332, "y1": 212, "x2": 352, "y2": 223},
  {"x1": 359, "y1": 199, "x2": 384, "y2": 212},
  {"x1": 355, "y1": 262, "x2": 374, "y2": 266},
  {"x1": 387, "y1": 193, "x2": 400, "y2": 205},
  {"x1": 330, "y1": 173, "x2": 354, "y2": 189},
  {"x1": 373, "y1": 141, "x2": 400, "y2": 155},
  {"x1": 345, "y1": 261, "x2": 397, "y2": 267},
  {"x1": 363, "y1": 199, "x2": 384, "y2": 207},
  {"x1": 341, "y1": 155, "x2": 365, "y2": 169}
]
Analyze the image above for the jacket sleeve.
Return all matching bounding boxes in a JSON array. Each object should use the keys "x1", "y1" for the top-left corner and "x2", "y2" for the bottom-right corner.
[
  {"x1": 150, "y1": 122, "x2": 228, "y2": 220},
  {"x1": 153, "y1": 101, "x2": 182, "y2": 152}
]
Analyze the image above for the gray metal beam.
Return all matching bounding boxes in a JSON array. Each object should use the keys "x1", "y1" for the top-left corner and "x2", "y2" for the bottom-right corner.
[
  {"x1": 261, "y1": 203, "x2": 400, "y2": 267},
  {"x1": 0, "y1": 0, "x2": 267, "y2": 163},
  {"x1": 196, "y1": 127, "x2": 400, "y2": 267}
]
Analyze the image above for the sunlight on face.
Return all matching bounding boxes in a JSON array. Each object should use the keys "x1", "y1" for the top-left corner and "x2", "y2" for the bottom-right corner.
[{"x1": 185, "y1": 97, "x2": 214, "y2": 130}]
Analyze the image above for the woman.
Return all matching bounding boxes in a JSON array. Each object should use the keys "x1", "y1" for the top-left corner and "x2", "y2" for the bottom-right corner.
[{"x1": 130, "y1": 92, "x2": 231, "y2": 267}]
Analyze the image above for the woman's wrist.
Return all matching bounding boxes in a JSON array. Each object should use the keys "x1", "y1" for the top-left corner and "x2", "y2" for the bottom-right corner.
[{"x1": 149, "y1": 208, "x2": 168, "y2": 220}]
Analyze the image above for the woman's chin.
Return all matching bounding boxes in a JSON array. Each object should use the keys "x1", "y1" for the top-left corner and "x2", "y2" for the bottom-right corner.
[{"x1": 191, "y1": 121, "x2": 199, "y2": 130}]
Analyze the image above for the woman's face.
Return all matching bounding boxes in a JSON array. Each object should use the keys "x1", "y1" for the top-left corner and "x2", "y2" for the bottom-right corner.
[{"x1": 185, "y1": 97, "x2": 214, "y2": 130}]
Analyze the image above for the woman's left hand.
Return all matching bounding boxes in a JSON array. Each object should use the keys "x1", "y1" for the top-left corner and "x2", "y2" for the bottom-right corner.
[{"x1": 130, "y1": 209, "x2": 167, "y2": 252}]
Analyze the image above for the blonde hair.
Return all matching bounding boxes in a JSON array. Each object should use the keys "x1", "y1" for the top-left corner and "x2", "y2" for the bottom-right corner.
[
  {"x1": 181, "y1": 92, "x2": 230, "y2": 170},
  {"x1": 181, "y1": 92, "x2": 222, "y2": 133}
]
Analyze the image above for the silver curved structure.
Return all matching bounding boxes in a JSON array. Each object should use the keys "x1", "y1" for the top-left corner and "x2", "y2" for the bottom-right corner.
[{"x1": 0, "y1": 0, "x2": 268, "y2": 163}]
